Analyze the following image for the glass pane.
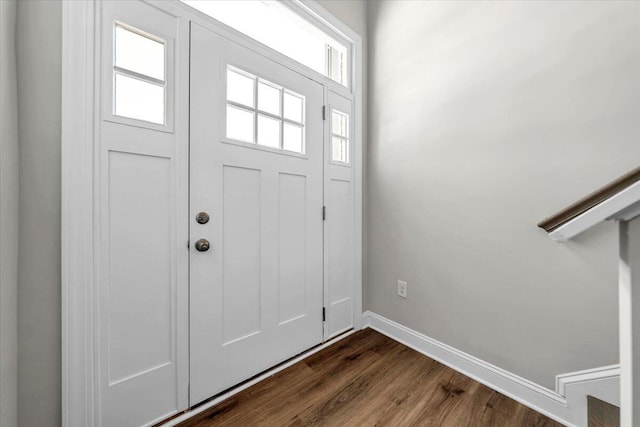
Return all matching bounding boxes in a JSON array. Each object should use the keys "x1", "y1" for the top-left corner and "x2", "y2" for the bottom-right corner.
[
  {"x1": 283, "y1": 92, "x2": 304, "y2": 123},
  {"x1": 327, "y1": 44, "x2": 347, "y2": 87},
  {"x1": 114, "y1": 24, "x2": 165, "y2": 81},
  {"x1": 331, "y1": 136, "x2": 349, "y2": 163},
  {"x1": 181, "y1": 0, "x2": 349, "y2": 87},
  {"x1": 283, "y1": 123, "x2": 303, "y2": 153},
  {"x1": 332, "y1": 110, "x2": 349, "y2": 138},
  {"x1": 258, "y1": 81, "x2": 281, "y2": 116},
  {"x1": 227, "y1": 68, "x2": 255, "y2": 107},
  {"x1": 257, "y1": 115, "x2": 281, "y2": 148},
  {"x1": 226, "y1": 105, "x2": 255, "y2": 143},
  {"x1": 114, "y1": 73, "x2": 165, "y2": 124}
]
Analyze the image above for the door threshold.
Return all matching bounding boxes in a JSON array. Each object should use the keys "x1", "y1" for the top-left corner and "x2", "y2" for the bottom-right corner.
[{"x1": 159, "y1": 328, "x2": 357, "y2": 427}]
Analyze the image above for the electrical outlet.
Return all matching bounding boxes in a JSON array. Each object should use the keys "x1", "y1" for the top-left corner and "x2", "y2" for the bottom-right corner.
[{"x1": 397, "y1": 280, "x2": 408, "y2": 298}]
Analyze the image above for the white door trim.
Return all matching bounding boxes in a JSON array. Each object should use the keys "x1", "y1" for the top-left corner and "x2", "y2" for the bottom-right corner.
[
  {"x1": 61, "y1": 1, "x2": 363, "y2": 425},
  {"x1": 61, "y1": 1, "x2": 96, "y2": 425}
]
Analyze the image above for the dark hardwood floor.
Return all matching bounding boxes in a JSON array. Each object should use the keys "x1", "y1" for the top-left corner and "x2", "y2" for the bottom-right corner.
[
  {"x1": 588, "y1": 396, "x2": 619, "y2": 427},
  {"x1": 178, "y1": 329, "x2": 563, "y2": 427}
]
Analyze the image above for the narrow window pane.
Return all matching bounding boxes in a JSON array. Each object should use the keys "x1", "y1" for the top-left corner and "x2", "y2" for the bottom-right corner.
[
  {"x1": 283, "y1": 123, "x2": 303, "y2": 153},
  {"x1": 115, "y1": 24, "x2": 165, "y2": 81},
  {"x1": 331, "y1": 136, "x2": 349, "y2": 163},
  {"x1": 181, "y1": 0, "x2": 349, "y2": 86},
  {"x1": 332, "y1": 110, "x2": 348, "y2": 138},
  {"x1": 326, "y1": 44, "x2": 347, "y2": 87},
  {"x1": 227, "y1": 68, "x2": 255, "y2": 107},
  {"x1": 258, "y1": 81, "x2": 281, "y2": 116},
  {"x1": 257, "y1": 115, "x2": 281, "y2": 148},
  {"x1": 226, "y1": 105, "x2": 255, "y2": 143},
  {"x1": 114, "y1": 73, "x2": 165, "y2": 124},
  {"x1": 283, "y1": 92, "x2": 304, "y2": 123}
]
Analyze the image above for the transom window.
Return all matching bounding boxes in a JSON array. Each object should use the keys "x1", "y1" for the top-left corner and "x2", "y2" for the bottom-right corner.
[
  {"x1": 181, "y1": 0, "x2": 349, "y2": 87},
  {"x1": 331, "y1": 109, "x2": 349, "y2": 164},
  {"x1": 112, "y1": 23, "x2": 167, "y2": 125},
  {"x1": 226, "y1": 66, "x2": 306, "y2": 154}
]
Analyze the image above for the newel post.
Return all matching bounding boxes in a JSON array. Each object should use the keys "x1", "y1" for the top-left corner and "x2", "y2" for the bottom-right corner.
[{"x1": 619, "y1": 218, "x2": 640, "y2": 427}]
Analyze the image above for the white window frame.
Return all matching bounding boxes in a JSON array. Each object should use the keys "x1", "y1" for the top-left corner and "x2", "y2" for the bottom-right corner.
[
  {"x1": 61, "y1": 1, "x2": 363, "y2": 426},
  {"x1": 224, "y1": 65, "x2": 308, "y2": 155},
  {"x1": 111, "y1": 22, "x2": 168, "y2": 126},
  {"x1": 102, "y1": 16, "x2": 175, "y2": 133},
  {"x1": 330, "y1": 108, "x2": 351, "y2": 165}
]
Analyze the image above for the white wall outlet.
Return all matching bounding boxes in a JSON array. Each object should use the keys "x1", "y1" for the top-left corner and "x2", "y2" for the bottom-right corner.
[{"x1": 397, "y1": 280, "x2": 407, "y2": 298}]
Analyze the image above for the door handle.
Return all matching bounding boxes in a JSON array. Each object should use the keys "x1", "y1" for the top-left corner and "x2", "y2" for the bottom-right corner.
[{"x1": 194, "y1": 238, "x2": 210, "y2": 252}]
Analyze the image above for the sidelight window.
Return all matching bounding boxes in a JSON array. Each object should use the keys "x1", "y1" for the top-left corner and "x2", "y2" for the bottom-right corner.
[
  {"x1": 330, "y1": 109, "x2": 349, "y2": 164},
  {"x1": 112, "y1": 23, "x2": 167, "y2": 125}
]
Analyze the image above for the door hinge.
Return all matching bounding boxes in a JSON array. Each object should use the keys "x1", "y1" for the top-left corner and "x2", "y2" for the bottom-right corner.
[
  {"x1": 322, "y1": 307, "x2": 326, "y2": 322},
  {"x1": 322, "y1": 206, "x2": 326, "y2": 221},
  {"x1": 322, "y1": 105, "x2": 326, "y2": 120}
]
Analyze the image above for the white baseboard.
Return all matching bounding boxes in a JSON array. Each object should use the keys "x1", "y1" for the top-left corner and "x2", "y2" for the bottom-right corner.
[
  {"x1": 162, "y1": 313, "x2": 618, "y2": 427},
  {"x1": 362, "y1": 311, "x2": 620, "y2": 427}
]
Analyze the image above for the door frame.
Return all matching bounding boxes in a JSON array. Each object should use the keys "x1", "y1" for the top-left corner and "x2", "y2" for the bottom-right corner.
[{"x1": 61, "y1": 1, "x2": 363, "y2": 425}]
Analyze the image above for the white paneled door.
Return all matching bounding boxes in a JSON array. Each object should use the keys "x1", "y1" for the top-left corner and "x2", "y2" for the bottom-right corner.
[{"x1": 189, "y1": 23, "x2": 325, "y2": 405}]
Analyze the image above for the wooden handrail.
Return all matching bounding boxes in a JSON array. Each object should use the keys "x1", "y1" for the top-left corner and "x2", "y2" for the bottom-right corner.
[{"x1": 538, "y1": 166, "x2": 640, "y2": 233}]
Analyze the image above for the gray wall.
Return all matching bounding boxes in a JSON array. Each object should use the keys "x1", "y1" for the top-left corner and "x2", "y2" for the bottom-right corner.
[
  {"x1": 316, "y1": 0, "x2": 367, "y2": 39},
  {"x1": 0, "y1": 0, "x2": 19, "y2": 426},
  {"x1": 367, "y1": 0, "x2": 640, "y2": 389},
  {"x1": 16, "y1": 0, "x2": 62, "y2": 425}
]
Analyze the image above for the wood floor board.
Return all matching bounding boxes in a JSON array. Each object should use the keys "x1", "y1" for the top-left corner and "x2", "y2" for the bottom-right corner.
[
  {"x1": 178, "y1": 329, "x2": 563, "y2": 427},
  {"x1": 587, "y1": 395, "x2": 620, "y2": 427}
]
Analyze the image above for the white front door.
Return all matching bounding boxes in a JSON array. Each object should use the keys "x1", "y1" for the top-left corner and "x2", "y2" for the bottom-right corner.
[{"x1": 189, "y1": 23, "x2": 325, "y2": 405}]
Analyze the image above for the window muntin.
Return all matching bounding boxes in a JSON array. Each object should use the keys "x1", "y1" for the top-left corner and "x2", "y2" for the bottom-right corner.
[
  {"x1": 225, "y1": 66, "x2": 305, "y2": 154},
  {"x1": 112, "y1": 23, "x2": 167, "y2": 125},
  {"x1": 181, "y1": 0, "x2": 349, "y2": 87},
  {"x1": 330, "y1": 109, "x2": 349, "y2": 164}
]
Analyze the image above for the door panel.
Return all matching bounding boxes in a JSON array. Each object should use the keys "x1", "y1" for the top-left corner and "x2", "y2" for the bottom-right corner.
[
  {"x1": 278, "y1": 173, "x2": 309, "y2": 324},
  {"x1": 221, "y1": 165, "x2": 261, "y2": 344},
  {"x1": 189, "y1": 23, "x2": 325, "y2": 405}
]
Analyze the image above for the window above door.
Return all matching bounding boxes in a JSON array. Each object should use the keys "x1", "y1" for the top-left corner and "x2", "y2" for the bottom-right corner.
[{"x1": 180, "y1": 0, "x2": 350, "y2": 87}]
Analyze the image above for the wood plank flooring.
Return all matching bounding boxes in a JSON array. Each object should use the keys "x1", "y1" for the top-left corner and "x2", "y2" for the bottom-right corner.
[
  {"x1": 178, "y1": 329, "x2": 563, "y2": 427},
  {"x1": 588, "y1": 396, "x2": 619, "y2": 427}
]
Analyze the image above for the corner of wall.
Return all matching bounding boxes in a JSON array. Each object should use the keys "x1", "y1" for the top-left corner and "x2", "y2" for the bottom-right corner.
[{"x1": 0, "y1": 0, "x2": 20, "y2": 426}]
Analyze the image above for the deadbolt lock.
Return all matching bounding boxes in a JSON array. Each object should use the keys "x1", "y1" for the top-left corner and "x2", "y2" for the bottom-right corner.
[{"x1": 196, "y1": 212, "x2": 210, "y2": 224}]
